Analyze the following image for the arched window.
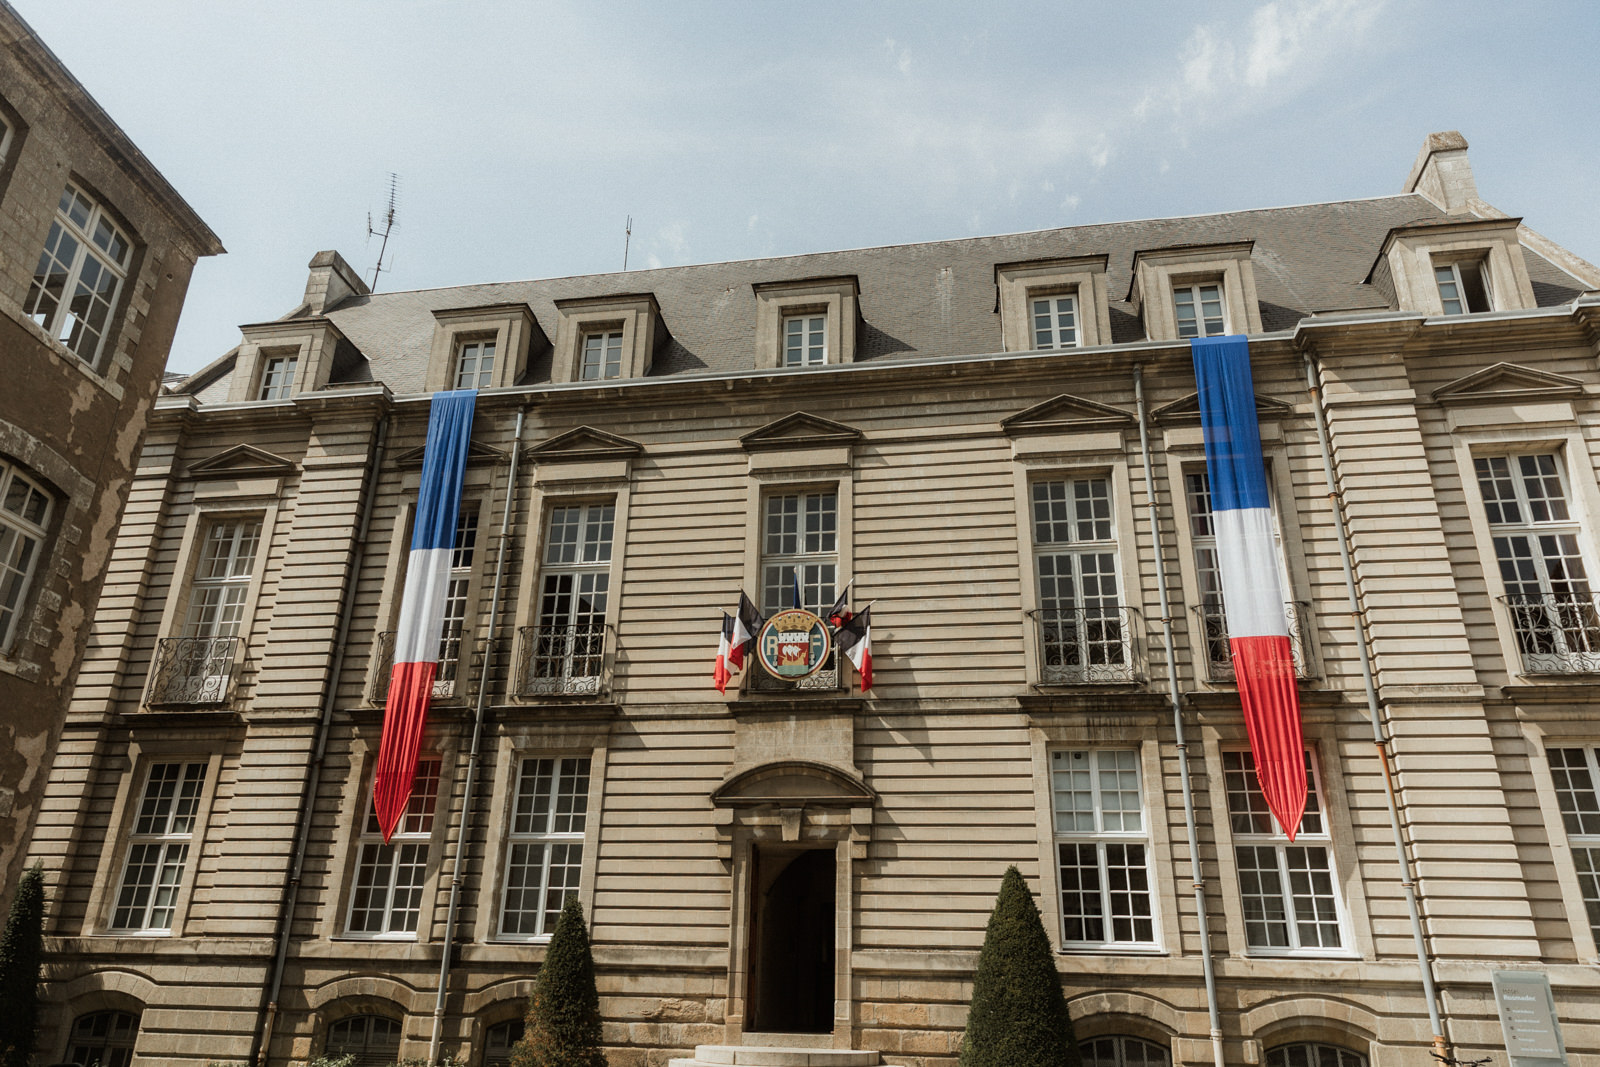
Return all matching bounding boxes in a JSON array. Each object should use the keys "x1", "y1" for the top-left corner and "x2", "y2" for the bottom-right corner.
[
  {"x1": 1079, "y1": 1035, "x2": 1170, "y2": 1067},
  {"x1": 1265, "y1": 1043, "x2": 1368, "y2": 1067},
  {"x1": 326, "y1": 1014, "x2": 403, "y2": 1067},
  {"x1": 0, "y1": 456, "x2": 53, "y2": 652},
  {"x1": 65, "y1": 1010, "x2": 140, "y2": 1067},
  {"x1": 483, "y1": 1018, "x2": 526, "y2": 1067}
]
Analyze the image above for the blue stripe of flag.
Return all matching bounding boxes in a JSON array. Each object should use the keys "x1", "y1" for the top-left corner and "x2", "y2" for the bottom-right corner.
[
  {"x1": 410, "y1": 390, "x2": 478, "y2": 552},
  {"x1": 1192, "y1": 335, "x2": 1270, "y2": 512}
]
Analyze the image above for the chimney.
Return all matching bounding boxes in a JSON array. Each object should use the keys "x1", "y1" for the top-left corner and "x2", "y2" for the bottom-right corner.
[
  {"x1": 1402, "y1": 131, "x2": 1480, "y2": 215},
  {"x1": 302, "y1": 250, "x2": 370, "y2": 316}
]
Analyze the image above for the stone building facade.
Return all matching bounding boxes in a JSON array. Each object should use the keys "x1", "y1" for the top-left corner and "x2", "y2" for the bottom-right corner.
[
  {"x1": 25, "y1": 133, "x2": 1600, "y2": 1067},
  {"x1": 0, "y1": 2, "x2": 222, "y2": 899}
]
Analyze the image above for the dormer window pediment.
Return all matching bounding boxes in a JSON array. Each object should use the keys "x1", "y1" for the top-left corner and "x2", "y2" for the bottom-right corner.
[
  {"x1": 1369, "y1": 217, "x2": 1535, "y2": 317},
  {"x1": 551, "y1": 293, "x2": 666, "y2": 383},
  {"x1": 752, "y1": 276, "x2": 861, "y2": 368},
  {"x1": 994, "y1": 255, "x2": 1111, "y2": 352},
  {"x1": 1129, "y1": 241, "x2": 1262, "y2": 342},
  {"x1": 228, "y1": 318, "x2": 355, "y2": 403},
  {"x1": 426, "y1": 302, "x2": 546, "y2": 392}
]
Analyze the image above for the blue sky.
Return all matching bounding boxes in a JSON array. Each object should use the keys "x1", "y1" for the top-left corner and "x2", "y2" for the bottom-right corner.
[{"x1": 15, "y1": 0, "x2": 1600, "y2": 373}]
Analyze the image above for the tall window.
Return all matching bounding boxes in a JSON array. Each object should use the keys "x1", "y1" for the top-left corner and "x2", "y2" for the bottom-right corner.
[
  {"x1": 580, "y1": 330, "x2": 623, "y2": 380},
  {"x1": 111, "y1": 761, "x2": 206, "y2": 932},
  {"x1": 1264, "y1": 1044, "x2": 1366, "y2": 1067},
  {"x1": 325, "y1": 1015, "x2": 402, "y2": 1067},
  {"x1": 1546, "y1": 746, "x2": 1600, "y2": 943},
  {"x1": 0, "y1": 114, "x2": 14, "y2": 166},
  {"x1": 1079, "y1": 1036, "x2": 1170, "y2": 1067},
  {"x1": 762, "y1": 490, "x2": 836, "y2": 614},
  {"x1": 1435, "y1": 258, "x2": 1492, "y2": 315},
  {"x1": 1032, "y1": 476, "x2": 1128, "y2": 682},
  {"x1": 436, "y1": 505, "x2": 479, "y2": 695},
  {"x1": 346, "y1": 758, "x2": 440, "y2": 936},
  {"x1": 65, "y1": 1011, "x2": 141, "y2": 1067},
  {"x1": 484, "y1": 1020, "x2": 527, "y2": 1067},
  {"x1": 25, "y1": 182, "x2": 132, "y2": 367},
  {"x1": 531, "y1": 503, "x2": 614, "y2": 690},
  {"x1": 454, "y1": 339, "x2": 496, "y2": 389},
  {"x1": 1225, "y1": 749, "x2": 1344, "y2": 952},
  {"x1": 1173, "y1": 281, "x2": 1225, "y2": 339},
  {"x1": 1478, "y1": 454, "x2": 1600, "y2": 673},
  {"x1": 182, "y1": 518, "x2": 262, "y2": 640},
  {"x1": 783, "y1": 314, "x2": 825, "y2": 367},
  {"x1": 258, "y1": 354, "x2": 297, "y2": 400},
  {"x1": 499, "y1": 756, "x2": 591, "y2": 938},
  {"x1": 0, "y1": 458, "x2": 51, "y2": 652},
  {"x1": 1031, "y1": 294, "x2": 1079, "y2": 350},
  {"x1": 1051, "y1": 749, "x2": 1156, "y2": 948}
]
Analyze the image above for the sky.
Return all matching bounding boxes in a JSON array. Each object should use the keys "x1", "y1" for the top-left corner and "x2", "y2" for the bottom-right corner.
[{"x1": 14, "y1": 0, "x2": 1600, "y2": 375}]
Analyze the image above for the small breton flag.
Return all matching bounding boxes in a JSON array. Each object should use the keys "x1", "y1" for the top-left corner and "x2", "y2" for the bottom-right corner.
[
  {"x1": 729, "y1": 593, "x2": 762, "y2": 672},
  {"x1": 836, "y1": 606, "x2": 872, "y2": 692},
  {"x1": 1192, "y1": 335, "x2": 1306, "y2": 839},
  {"x1": 713, "y1": 613, "x2": 735, "y2": 693},
  {"x1": 372, "y1": 390, "x2": 477, "y2": 842}
]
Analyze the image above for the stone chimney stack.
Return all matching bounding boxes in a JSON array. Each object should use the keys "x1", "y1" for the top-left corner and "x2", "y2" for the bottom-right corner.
[
  {"x1": 302, "y1": 250, "x2": 370, "y2": 315},
  {"x1": 1402, "y1": 130, "x2": 1481, "y2": 215}
]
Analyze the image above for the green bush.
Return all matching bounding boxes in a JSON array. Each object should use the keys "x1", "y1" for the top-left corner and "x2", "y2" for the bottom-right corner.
[
  {"x1": 959, "y1": 866, "x2": 1078, "y2": 1067},
  {"x1": 0, "y1": 864, "x2": 44, "y2": 1067},
  {"x1": 511, "y1": 897, "x2": 606, "y2": 1067}
]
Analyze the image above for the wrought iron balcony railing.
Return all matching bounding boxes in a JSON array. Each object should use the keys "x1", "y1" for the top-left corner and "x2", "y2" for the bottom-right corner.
[
  {"x1": 1193, "y1": 601, "x2": 1313, "y2": 684},
  {"x1": 1029, "y1": 605, "x2": 1144, "y2": 685},
  {"x1": 145, "y1": 636, "x2": 243, "y2": 706},
  {"x1": 749, "y1": 645, "x2": 843, "y2": 693},
  {"x1": 370, "y1": 629, "x2": 472, "y2": 705},
  {"x1": 1501, "y1": 592, "x2": 1600, "y2": 675},
  {"x1": 516, "y1": 623, "x2": 613, "y2": 697}
]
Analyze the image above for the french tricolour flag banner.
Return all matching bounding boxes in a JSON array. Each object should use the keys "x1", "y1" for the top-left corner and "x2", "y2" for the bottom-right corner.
[
  {"x1": 1192, "y1": 336, "x2": 1307, "y2": 839},
  {"x1": 372, "y1": 389, "x2": 477, "y2": 842}
]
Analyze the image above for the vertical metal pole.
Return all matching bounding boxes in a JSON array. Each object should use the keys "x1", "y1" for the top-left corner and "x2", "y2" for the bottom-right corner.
[
  {"x1": 429, "y1": 406, "x2": 526, "y2": 1063},
  {"x1": 1133, "y1": 366, "x2": 1226, "y2": 1067},
  {"x1": 1303, "y1": 351, "x2": 1448, "y2": 1059}
]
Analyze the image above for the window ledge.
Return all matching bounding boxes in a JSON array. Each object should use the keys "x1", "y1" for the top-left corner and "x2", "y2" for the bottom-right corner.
[
  {"x1": 1058, "y1": 945, "x2": 1168, "y2": 956},
  {"x1": 332, "y1": 933, "x2": 421, "y2": 942},
  {"x1": 0, "y1": 304, "x2": 125, "y2": 401},
  {"x1": 1240, "y1": 948, "x2": 1361, "y2": 961}
]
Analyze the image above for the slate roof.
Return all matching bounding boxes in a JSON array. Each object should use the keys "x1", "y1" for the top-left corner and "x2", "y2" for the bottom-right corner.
[{"x1": 185, "y1": 193, "x2": 1591, "y2": 402}]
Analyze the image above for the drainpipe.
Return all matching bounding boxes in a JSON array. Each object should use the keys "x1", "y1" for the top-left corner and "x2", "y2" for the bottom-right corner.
[
  {"x1": 1302, "y1": 351, "x2": 1449, "y2": 1060},
  {"x1": 254, "y1": 406, "x2": 391, "y2": 1067},
  {"x1": 428, "y1": 406, "x2": 527, "y2": 1063},
  {"x1": 1132, "y1": 366, "x2": 1226, "y2": 1067}
]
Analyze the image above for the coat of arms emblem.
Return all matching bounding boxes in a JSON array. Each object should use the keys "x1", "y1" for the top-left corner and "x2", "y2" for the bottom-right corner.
[{"x1": 757, "y1": 608, "x2": 832, "y2": 680}]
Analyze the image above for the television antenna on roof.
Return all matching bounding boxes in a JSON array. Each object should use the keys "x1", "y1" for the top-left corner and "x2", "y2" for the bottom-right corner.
[
  {"x1": 366, "y1": 173, "x2": 400, "y2": 291},
  {"x1": 623, "y1": 215, "x2": 633, "y2": 271}
]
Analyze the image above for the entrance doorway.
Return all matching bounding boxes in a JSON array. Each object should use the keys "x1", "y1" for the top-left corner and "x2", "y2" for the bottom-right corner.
[{"x1": 746, "y1": 846, "x2": 836, "y2": 1033}]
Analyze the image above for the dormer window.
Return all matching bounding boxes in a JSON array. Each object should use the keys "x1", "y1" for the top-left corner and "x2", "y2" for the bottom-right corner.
[
  {"x1": 1031, "y1": 294, "x2": 1079, "y2": 350},
  {"x1": 453, "y1": 338, "x2": 496, "y2": 390},
  {"x1": 783, "y1": 313, "x2": 826, "y2": 367},
  {"x1": 1434, "y1": 258, "x2": 1492, "y2": 315},
  {"x1": 551, "y1": 295, "x2": 664, "y2": 383},
  {"x1": 1174, "y1": 281, "x2": 1226, "y2": 339},
  {"x1": 753, "y1": 277, "x2": 860, "y2": 369},
  {"x1": 996, "y1": 257, "x2": 1109, "y2": 353},
  {"x1": 257, "y1": 355, "x2": 297, "y2": 401},
  {"x1": 580, "y1": 330, "x2": 624, "y2": 381}
]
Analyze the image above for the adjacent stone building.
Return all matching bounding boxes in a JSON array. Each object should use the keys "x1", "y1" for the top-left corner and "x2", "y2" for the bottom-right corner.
[
  {"x1": 0, "y1": 2, "x2": 222, "y2": 900},
  {"x1": 26, "y1": 132, "x2": 1600, "y2": 1067}
]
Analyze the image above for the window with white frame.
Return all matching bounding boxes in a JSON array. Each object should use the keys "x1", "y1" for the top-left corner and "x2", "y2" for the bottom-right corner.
[
  {"x1": 579, "y1": 330, "x2": 623, "y2": 381},
  {"x1": 66, "y1": 1011, "x2": 141, "y2": 1067},
  {"x1": 0, "y1": 114, "x2": 13, "y2": 167},
  {"x1": 761, "y1": 490, "x2": 836, "y2": 614},
  {"x1": 1434, "y1": 257, "x2": 1492, "y2": 315},
  {"x1": 0, "y1": 458, "x2": 51, "y2": 652},
  {"x1": 499, "y1": 755, "x2": 591, "y2": 938},
  {"x1": 24, "y1": 182, "x2": 132, "y2": 367},
  {"x1": 1031, "y1": 476, "x2": 1129, "y2": 683},
  {"x1": 1264, "y1": 1044, "x2": 1367, "y2": 1067},
  {"x1": 1225, "y1": 748, "x2": 1345, "y2": 952},
  {"x1": 1476, "y1": 453, "x2": 1600, "y2": 673},
  {"x1": 1031, "y1": 293, "x2": 1080, "y2": 350},
  {"x1": 325, "y1": 1015, "x2": 402, "y2": 1067},
  {"x1": 111, "y1": 761, "x2": 206, "y2": 932},
  {"x1": 182, "y1": 517, "x2": 262, "y2": 641},
  {"x1": 1173, "y1": 281, "x2": 1225, "y2": 339},
  {"x1": 346, "y1": 758, "x2": 440, "y2": 936},
  {"x1": 454, "y1": 338, "x2": 496, "y2": 389},
  {"x1": 436, "y1": 504, "x2": 479, "y2": 695},
  {"x1": 1051, "y1": 749, "x2": 1157, "y2": 949},
  {"x1": 1079, "y1": 1036, "x2": 1170, "y2": 1067},
  {"x1": 783, "y1": 313, "x2": 826, "y2": 367},
  {"x1": 1545, "y1": 745, "x2": 1600, "y2": 943},
  {"x1": 257, "y1": 354, "x2": 297, "y2": 400},
  {"x1": 530, "y1": 503, "x2": 613, "y2": 691}
]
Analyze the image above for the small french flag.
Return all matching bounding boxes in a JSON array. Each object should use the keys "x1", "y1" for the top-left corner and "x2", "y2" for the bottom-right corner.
[
  {"x1": 836, "y1": 606, "x2": 872, "y2": 692},
  {"x1": 1192, "y1": 336, "x2": 1306, "y2": 839},
  {"x1": 713, "y1": 613, "x2": 734, "y2": 693},
  {"x1": 372, "y1": 390, "x2": 476, "y2": 842}
]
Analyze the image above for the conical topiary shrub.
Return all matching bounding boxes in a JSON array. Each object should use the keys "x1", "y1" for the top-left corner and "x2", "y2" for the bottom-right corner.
[
  {"x1": 511, "y1": 897, "x2": 606, "y2": 1067},
  {"x1": 959, "y1": 866, "x2": 1078, "y2": 1067},
  {"x1": 0, "y1": 864, "x2": 45, "y2": 1067}
]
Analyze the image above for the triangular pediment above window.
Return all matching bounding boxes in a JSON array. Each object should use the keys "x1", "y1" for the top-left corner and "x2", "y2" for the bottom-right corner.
[
  {"x1": 710, "y1": 760, "x2": 876, "y2": 808},
  {"x1": 394, "y1": 439, "x2": 507, "y2": 469},
  {"x1": 1001, "y1": 394, "x2": 1134, "y2": 436},
  {"x1": 1151, "y1": 391, "x2": 1294, "y2": 425},
  {"x1": 527, "y1": 426, "x2": 643, "y2": 462},
  {"x1": 186, "y1": 443, "x2": 297, "y2": 479},
  {"x1": 740, "y1": 412, "x2": 863, "y2": 452},
  {"x1": 1431, "y1": 363, "x2": 1586, "y2": 405}
]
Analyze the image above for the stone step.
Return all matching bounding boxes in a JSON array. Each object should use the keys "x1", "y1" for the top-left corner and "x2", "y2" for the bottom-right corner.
[{"x1": 669, "y1": 1044, "x2": 882, "y2": 1067}]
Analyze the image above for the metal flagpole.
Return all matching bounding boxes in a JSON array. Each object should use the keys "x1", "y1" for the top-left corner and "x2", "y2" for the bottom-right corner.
[
  {"x1": 429, "y1": 405, "x2": 528, "y2": 1062},
  {"x1": 1133, "y1": 366, "x2": 1226, "y2": 1067}
]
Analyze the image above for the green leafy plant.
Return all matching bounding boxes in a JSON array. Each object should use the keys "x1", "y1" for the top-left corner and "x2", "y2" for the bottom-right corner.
[
  {"x1": 511, "y1": 897, "x2": 606, "y2": 1067},
  {"x1": 0, "y1": 864, "x2": 45, "y2": 1067},
  {"x1": 305, "y1": 1055, "x2": 356, "y2": 1067},
  {"x1": 959, "y1": 866, "x2": 1078, "y2": 1067}
]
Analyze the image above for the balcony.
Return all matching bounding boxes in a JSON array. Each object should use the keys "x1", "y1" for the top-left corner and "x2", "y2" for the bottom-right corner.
[
  {"x1": 145, "y1": 636, "x2": 243, "y2": 706},
  {"x1": 1029, "y1": 606, "x2": 1144, "y2": 685},
  {"x1": 1501, "y1": 592, "x2": 1600, "y2": 675},
  {"x1": 516, "y1": 623, "x2": 613, "y2": 697},
  {"x1": 1192, "y1": 602, "x2": 1313, "y2": 684},
  {"x1": 749, "y1": 645, "x2": 843, "y2": 693},
  {"x1": 371, "y1": 630, "x2": 473, "y2": 705}
]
